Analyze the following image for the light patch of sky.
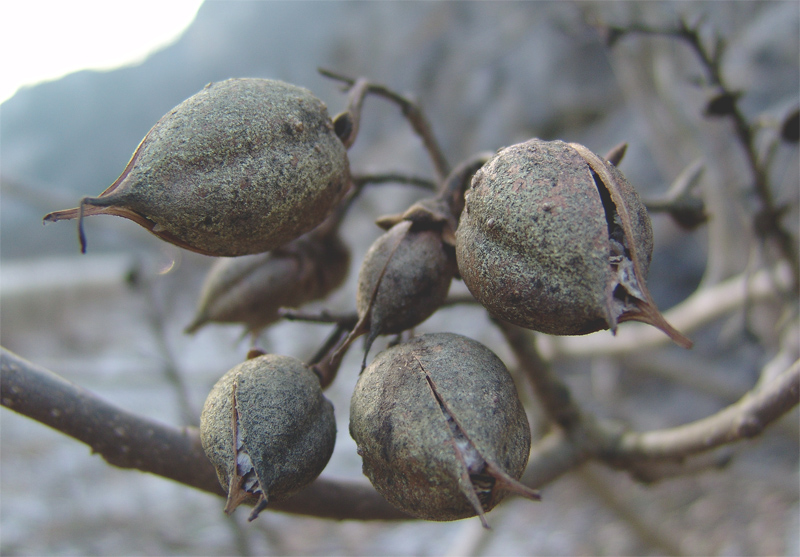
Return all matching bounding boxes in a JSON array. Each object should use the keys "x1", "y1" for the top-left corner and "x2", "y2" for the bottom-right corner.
[{"x1": 0, "y1": 0, "x2": 204, "y2": 104}]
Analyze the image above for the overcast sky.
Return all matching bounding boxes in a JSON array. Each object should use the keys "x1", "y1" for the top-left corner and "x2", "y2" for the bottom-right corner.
[{"x1": 0, "y1": 0, "x2": 204, "y2": 103}]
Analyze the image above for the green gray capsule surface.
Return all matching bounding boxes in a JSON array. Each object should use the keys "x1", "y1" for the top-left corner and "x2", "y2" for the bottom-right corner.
[
  {"x1": 356, "y1": 222, "x2": 456, "y2": 338},
  {"x1": 45, "y1": 78, "x2": 350, "y2": 256},
  {"x1": 200, "y1": 354, "x2": 336, "y2": 520}
]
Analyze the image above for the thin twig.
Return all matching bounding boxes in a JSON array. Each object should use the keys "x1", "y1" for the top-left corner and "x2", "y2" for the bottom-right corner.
[
  {"x1": 138, "y1": 268, "x2": 198, "y2": 426},
  {"x1": 606, "y1": 19, "x2": 799, "y2": 289},
  {"x1": 353, "y1": 172, "x2": 437, "y2": 192},
  {"x1": 278, "y1": 309, "x2": 358, "y2": 327},
  {"x1": 320, "y1": 68, "x2": 451, "y2": 182}
]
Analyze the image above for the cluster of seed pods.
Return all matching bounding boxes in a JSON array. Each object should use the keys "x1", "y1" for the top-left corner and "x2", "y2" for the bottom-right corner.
[{"x1": 45, "y1": 75, "x2": 690, "y2": 526}]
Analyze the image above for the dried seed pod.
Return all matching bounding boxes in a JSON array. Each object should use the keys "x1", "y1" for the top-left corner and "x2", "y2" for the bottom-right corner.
[
  {"x1": 333, "y1": 155, "x2": 490, "y2": 367},
  {"x1": 455, "y1": 138, "x2": 691, "y2": 347},
  {"x1": 345, "y1": 220, "x2": 457, "y2": 366},
  {"x1": 185, "y1": 231, "x2": 350, "y2": 338},
  {"x1": 350, "y1": 333, "x2": 539, "y2": 527},
  {"x1": 200, "y1": 354, "x2": 336, "y2": 521},
  {"x1": 44, "y1": 78, "x2": 350, "y2": 256}
]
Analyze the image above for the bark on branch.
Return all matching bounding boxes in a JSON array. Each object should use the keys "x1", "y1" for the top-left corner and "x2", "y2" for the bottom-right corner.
[
  {"x1": 614, "y1": 359, "x2": 800, "y2": 459},
  {"x1": 498, "y1": 322, "x2": 800, "y2": 483}
]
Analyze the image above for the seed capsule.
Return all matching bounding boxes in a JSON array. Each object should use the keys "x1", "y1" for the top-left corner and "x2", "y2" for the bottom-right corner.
[
  {"x1": 455, "y1": 138, "x2": 691, "y2": 347},
  {"x1": 349, "y1": 333, "x2": 539, "y2": 527},
  {"x1": 349, "y1": 221, "x2": 456, "y2": 362},
  {"x1": 200, "y1": 354, "x2": 336, "y2": 521},
  {"x1": 44, "y1": 78, "x2": 350, "y2": 256}
]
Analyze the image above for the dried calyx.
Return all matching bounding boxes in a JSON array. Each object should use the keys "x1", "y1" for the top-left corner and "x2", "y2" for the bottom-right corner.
[
  {"x1": 43, "y1": 78, "x2": 350, "y2": 257},
  {"x1": 200, "y1": 354, "x2": 336, "y2": 521},
  {"x1": 349, "y1": 333, "x2": 539, "y2": 527},
  {"x1": 455, "y1": 138, "x2": 691, "y2": 348}
]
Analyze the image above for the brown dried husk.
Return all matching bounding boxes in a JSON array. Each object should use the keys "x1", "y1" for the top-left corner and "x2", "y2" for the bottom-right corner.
[
  {"x1": 338, "y1": 220, "x2": 457, "y2": 366},
  {"x1": 43, "y1": 78, "x2": 350, "y2": 256},
  {"x1": 185, "y1": 231, "x2": 350, "y2": 336},
  {"x1": 350, "y1": 333, "x2": 537, "y2": 525},
  {"x1": 356, "y1": 221, "x2": 456, "y2": 336},
  {"x1": 200, "y1": 354, "x2": 336, "y2": 520}
]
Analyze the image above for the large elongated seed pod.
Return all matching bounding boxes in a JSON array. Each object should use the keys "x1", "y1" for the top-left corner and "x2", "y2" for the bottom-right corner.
[
  {"x1": 455, "y1": 138, "x2": 691, "y2": 347},
  {"x1": 350, "y1": 333, "x2": 539, "y2": 527},
  {"x1": 185, "y1": 231, "x2": 350, "y2": 338},
  {"x1": 44, "y1": 78, "x2": 350, "y2": 256},
  {"x1": 200, "y1": 354, "x2": 336, "y2": 521}
]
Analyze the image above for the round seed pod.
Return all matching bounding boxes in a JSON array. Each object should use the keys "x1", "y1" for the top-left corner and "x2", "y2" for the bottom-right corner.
[
  {"x1": 200, "y1": 354, "x2": 336, "y2": 521},
  {"x1": 44, "y1": 78, "x2": 350, "y2": 257},
  {"x1": 347, "y1": 221, "x2": 457, "y2": 365},
  {"x1": 350, "y1": 332, "x2": 538, "y2": 526},
  {"x1": 456, "y1": 138, "x2": 691, "y2": 347},
  {"x1": 185, "y1": 231, "x2": 350, "y2": 338}
]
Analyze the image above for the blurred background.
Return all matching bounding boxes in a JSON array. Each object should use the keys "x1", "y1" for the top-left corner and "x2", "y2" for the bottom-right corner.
[{"x1": 1, "y1": 1, "x2": 798, "y2": 555}]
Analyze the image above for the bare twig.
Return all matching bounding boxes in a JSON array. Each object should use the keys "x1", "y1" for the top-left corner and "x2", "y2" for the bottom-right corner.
[
  {"x1": 497, "y1": 323, "x2": 799, "y2": 485},
  {"x1": 352, "y1": 172, "x2": 437, "y2": 192},
  {"x1": 320, "y1": 68, "x2": 451, "y2": 182},
  {"x1": 605, "y1": 19, "x2": 799, "y2": 289},
  {"x1": 1, "y1": 347, "x2": 220, "y2": 494},
  {"x1": 136, "y1": 266, "x2": 198, "y2": 426},
  {"x1": 278, "y1": 309, "x2": 358, "y2": 327}
]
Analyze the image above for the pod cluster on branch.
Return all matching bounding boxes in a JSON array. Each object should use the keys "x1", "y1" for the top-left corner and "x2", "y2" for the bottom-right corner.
[{"x1": 44, "y1": 73, "x2": 695, "y2": 525}]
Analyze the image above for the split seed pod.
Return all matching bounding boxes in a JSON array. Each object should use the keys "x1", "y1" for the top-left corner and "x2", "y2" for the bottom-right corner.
[
  {"x1": 200, "y1": 354, "x2": 336, "y2": 521},
  {"x1": 455, "y1": 138, "x2": 691, "y2": 347},
  {"x1": 185, "y1": 230, "x2": 350, "y2": 339},
  {"x1": 350, "y1": 332, "x2": 539, "y2": 527},
  {"x1": 44, "y1": 78, "x2": 350, "y2": 256}
]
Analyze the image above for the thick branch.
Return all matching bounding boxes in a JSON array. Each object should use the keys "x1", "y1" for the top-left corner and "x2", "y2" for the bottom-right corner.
[
  {"x1": 0, "y1": 347, "x2": 408, "y2": 521},
  {"x1": 498, "y1": 322, "x2": 799, "y2": 485},
  {"x1": 0, "y1": 347, "x2": 219, "y2": 493},
  {"x1": 614, "y1": 359, "x2": 799, "y2": 460}
]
